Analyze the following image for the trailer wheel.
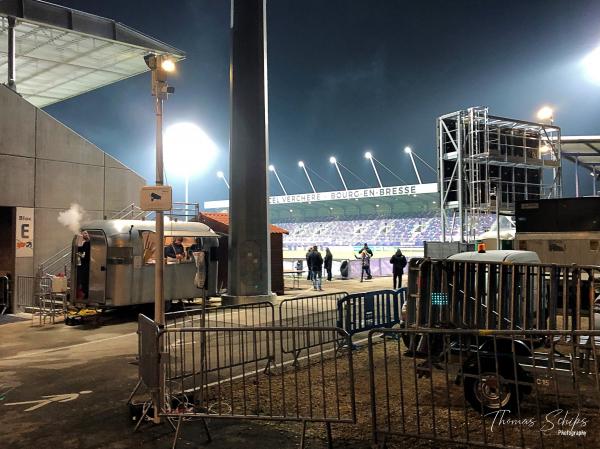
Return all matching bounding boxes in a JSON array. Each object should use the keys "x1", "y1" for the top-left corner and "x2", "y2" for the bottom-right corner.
[{"x1": 463, "y1": 358, "x2": 522, "y2": 414}]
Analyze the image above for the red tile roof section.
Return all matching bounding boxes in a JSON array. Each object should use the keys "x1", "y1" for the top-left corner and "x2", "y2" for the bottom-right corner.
[{"x1": 199, "y1": 212, "x2": 289, "y2": 235}]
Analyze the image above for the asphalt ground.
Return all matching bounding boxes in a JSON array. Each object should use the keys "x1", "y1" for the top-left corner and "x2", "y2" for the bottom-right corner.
[{"x1": 0, "y1": 276, "x2": 398, "y2": 449}]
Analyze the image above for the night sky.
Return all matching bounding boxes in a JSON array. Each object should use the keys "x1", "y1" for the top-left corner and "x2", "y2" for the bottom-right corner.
[{"x1": 45, "y1": 0, "x2": 600, "y2": 205}]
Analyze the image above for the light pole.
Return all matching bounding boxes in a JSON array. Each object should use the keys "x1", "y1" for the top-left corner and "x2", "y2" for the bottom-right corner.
[
  {"x1": 217, "y1": 170, "x2": 230, "y2": 189},
  {"x1": 298, "y1": 161, "x2": 317, "y2": 193},
  {"x1": 144, "y1": 51, "x2": 175, "y2": 423},
  {"x1": 404, "y1": 146, "x2": 422, "y2": 184},
  {"x1": 364, "y1": 151, "x2": 383, "y2": 188},
  {"x1": 329, "y1": 156, "x2": 348, "y2": 191},
  {"x1": 269, "y1": 164, "x2": 288, "y2": 195}
]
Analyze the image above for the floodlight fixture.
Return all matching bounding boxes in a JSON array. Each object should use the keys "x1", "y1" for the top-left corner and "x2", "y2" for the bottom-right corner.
[
  {"x1": 365, "y1": 150, "x2": 383, "y2": 187},
  {"x1": 298, "y1": 161, "x2": 316, "y2": 193},
  {"x1": 404, "y1": 146, "x2": 412, "y2": 154},
  {"x1": 216, "y1": 170, "x2": 229, "y2": 189},
  {"x1": 329, "y1": 155, "x2": 348, "y2": 191},
  {"x1": 161, "y1": 58, "x2": 176, "y2": 72},
  {"x1": 269, "y1": 164, "x2": 288, "y2": 195},
  {"x1": 536, "y1": 106, "x2": 554, "y2": 122}
]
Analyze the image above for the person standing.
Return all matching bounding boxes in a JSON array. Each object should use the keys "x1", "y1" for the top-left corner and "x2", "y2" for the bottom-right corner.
[
  {"x1": 308, "y1": 245, "x2": 323, "y2": 291},
  {"x1": 305, "y1": 247, "x2": 313, "y2": 280},
  {"x1": 356, "y1": 249, "x2": 372, "y2": 282},
  {"x1": 389, "y1": 248, "x2": 407, "y2": 289},
  {"x1": 77, "y1": 231, "x2": 91, "y2": 299},
  {"x1": 324, "y1": 248, "x2": 333, "y2": 281}
]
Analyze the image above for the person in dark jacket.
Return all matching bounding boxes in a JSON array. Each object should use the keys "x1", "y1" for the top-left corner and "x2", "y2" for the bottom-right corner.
[
  {"x1": 324, "y1": 248, "x2": 333, "y2": 281},
  {"x1": 307, "y1": 245, "x2": 324, "y2": 291},
  {"x1": 305, "y1": 247, "x2": 313, "y2": 280},
  {"x1": 77, "y1": 231, "x2": 91, "y2": 299},
  {"x1": 389, "y1": 248, "x2": 407, "y2": 289}
]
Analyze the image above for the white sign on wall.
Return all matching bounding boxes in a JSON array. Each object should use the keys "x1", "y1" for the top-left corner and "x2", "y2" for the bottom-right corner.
[
  {"x1": 16, "y1": 207, "x2": 34, "y2": 257},
  {"x1": 203, "y1": 183, "x2": 439, "y2": 209}
]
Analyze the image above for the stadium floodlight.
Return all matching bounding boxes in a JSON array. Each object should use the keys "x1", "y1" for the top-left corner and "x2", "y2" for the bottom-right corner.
[
  {"x1": 583, "y1": 46, "x2": 600, "y2": 84},
  {"x1": 329, "y1": 156, "x2": 348, "y2": 191},
  {"x1": 268, "y1": 164, "x2": 288, "y2": 195},
  {"x1": 364, "y1": 150, "x2": 383, "y2": 188},
  {"x1": 536, "y1": 106, "x2": 554, "y2": 123},
  {"x1": 216, "y1": 170, "x2": 230, "y2": 189},
  {"x1": 164, "y1": 122, "x2": 218, "y2": 210},
  {"x1": 405, "y1": 146, "x2": 422, "y2": 184},
  {"x1": 403, "y1": 146, "x2": 436, "y2": 184},
  {"x1": 298, "y1": 161, "x2": 317, "y2": 193}
]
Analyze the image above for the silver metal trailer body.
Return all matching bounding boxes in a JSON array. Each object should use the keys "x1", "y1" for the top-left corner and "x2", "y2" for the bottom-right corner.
[{"x1": 71, "y1": 220, "x2": 219, "y2": 308}]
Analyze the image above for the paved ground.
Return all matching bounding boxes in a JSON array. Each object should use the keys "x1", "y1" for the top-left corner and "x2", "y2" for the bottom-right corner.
[{"x1": 0, "y1": 276, "x2": 397, "y2": 449}]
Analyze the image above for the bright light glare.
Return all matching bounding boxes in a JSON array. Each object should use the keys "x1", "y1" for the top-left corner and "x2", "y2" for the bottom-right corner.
[
  {"x1": 364, "y1": 151, "x2": 372, "y2": 159},
  {"x1": 164, "y1": 123, "x2": 217, "y2": 175},
  {"x1": 298, "y1": 161, "x2": 304, "y2": 167},
  {"x1": 539, "y1": 144, "x2": 551, "y2": 156},
  {"x1": 583, "y1": 46, "x2": 600, "y2": 84},
  {"x1": 404, "y1": 146, "x2": 412, "y2": 154},
  {"x1": 536, "y1": 106, "x2": 553, "y2": 121},
  {"x1": 216, "y1": 171, "x2": 224, "y2": 178},
  {"x1": 268, "y1": 165, "x2": 275, "y2": 171},
  {"x1": 329, "y1": 156, "x2": 337, "y2": 164},
  {"x1": 161, "y1": 58, "x2": 176, "y2": 72}
]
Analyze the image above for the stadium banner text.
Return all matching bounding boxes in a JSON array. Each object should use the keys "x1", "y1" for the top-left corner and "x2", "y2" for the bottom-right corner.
[{"x1": 204, "y1": 183, "x2": 438, "y2": 209}]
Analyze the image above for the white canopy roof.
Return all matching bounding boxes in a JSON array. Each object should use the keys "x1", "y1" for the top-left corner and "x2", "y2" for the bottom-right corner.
[{"x1": 0, "y1": 0, "x2": 184, "y2": 107}]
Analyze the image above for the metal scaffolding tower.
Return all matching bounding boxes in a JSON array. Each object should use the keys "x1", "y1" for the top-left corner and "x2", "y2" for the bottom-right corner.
[{"x1": 438, "y1": 107, "x2": 562, "y2": 243}]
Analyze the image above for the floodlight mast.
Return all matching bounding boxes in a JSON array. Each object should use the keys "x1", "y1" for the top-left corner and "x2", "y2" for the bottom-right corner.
[
  {"x1": 269, "y1": 165, "x2": 288, "y2": 195},
  {"x1": 364, "y1": 152, "x2": 383, "y2": 188},
  {"x1": 217, "y1": 171, "x2": 230, "y2": 188},
  {"x1": 298, "y1": 161, "x2": 317, "y2": 193},
  {"x1": 330, "y1": 156, "x2": 348, "y2": 191},
  {"x1": 404, "y1": 147, "x2": 422, "y2": 184}
]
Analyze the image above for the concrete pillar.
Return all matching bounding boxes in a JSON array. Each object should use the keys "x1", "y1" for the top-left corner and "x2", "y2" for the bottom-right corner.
[{"x1": 223, "y1": 0, "x2": 275, "y2": 304}]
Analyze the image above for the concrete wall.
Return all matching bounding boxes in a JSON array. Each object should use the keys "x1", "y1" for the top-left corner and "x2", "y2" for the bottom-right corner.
[{"x1": 0, "y1": 86, "x2": 146, "y2": 299}]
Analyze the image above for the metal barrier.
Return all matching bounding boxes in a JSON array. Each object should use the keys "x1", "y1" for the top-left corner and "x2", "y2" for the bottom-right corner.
[
  {"x1": 338, "y1": 289, "x2": 404, "y2": 337},
  {"x1": 407, "y1": 258, "x2": 600, "y2": 331},
  {"x1": 368, "y1": 327, "x2": 600, "y2": 449},
  {"x1": 165, "y1": 302, "x2": 276, "y2": 374},
  {"x1": 278, "y1": 291, "x2": 348, "y2": 358},
  {"x1": 136, "y1": 314, "x2": 356, "y2": 448},
  {"x1": 15, "y1": 275, "x2": 35, "y2": 311},
  {"x1": 166, "y1": 301, "x2": 276, "y2": 328},
  {"x1": 0, "y1": 275, "x2": 9, "y2": 315}
]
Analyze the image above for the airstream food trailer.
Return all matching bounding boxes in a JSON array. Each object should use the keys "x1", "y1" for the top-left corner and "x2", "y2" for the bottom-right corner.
[{"x1": 71, "y1": 220, "x2": 219, "y2": 310}]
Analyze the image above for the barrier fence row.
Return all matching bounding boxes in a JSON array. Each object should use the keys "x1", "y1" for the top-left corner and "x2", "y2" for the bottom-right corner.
[
  {"x1": 369, "y1": 328, "x2": 600, "y2": 449},
  {"x1": 407, "y1": 258, "x2": 600, "y2": 331},
  {"x1": 137, "y1": 317, "x2": 600, "y2": 449}
]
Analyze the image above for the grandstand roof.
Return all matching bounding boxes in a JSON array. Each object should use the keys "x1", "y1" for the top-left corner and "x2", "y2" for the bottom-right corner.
[
  {"x1": 270, "y1": 192, "x2": 439, "y2": 221},
  {"x1": 0, "y1": 0, "x2": 185, "y2": 107}
]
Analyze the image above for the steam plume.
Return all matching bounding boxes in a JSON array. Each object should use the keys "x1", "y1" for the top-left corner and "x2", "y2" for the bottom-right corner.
[{"x1": 58, "y1": 204, "x2": 85, "y2": 234}]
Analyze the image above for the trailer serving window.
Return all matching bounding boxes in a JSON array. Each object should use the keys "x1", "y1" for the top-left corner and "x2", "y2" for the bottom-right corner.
[{"x1": 141, "y1": 231, "x2": 202, "y2": 265}]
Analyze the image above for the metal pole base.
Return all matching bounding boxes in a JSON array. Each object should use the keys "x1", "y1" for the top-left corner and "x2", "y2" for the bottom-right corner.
[{"x1": 220, "y1": 292, "x2": 277, "y2": 306}]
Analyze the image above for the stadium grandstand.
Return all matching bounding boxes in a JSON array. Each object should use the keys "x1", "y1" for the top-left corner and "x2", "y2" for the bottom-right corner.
[{"x1": 204, "y1": 182, "x2": 499, "y2": 259}]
